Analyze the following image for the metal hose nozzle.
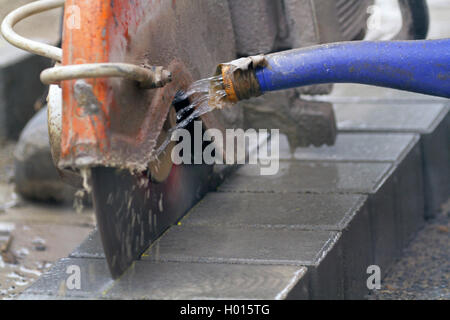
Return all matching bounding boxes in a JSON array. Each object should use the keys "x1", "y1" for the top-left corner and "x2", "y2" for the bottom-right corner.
[{"x1": 215, "y1": 56, "x2": 266, "y2": 103}]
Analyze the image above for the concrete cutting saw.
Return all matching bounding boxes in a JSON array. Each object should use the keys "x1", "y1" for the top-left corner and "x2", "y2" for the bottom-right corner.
[{"x1": 2, "y1": 0, "x2": 436, "y2": 279}]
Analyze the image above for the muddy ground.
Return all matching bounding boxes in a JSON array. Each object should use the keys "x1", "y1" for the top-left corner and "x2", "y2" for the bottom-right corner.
[{"x1": 0, "y1": 139, "x2": 95, "y2": 299}]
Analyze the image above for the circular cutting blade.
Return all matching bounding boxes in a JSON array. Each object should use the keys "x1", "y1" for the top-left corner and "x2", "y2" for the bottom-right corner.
[{"x1": 91, "y1": 162, "x2": 212, "y2": 279}]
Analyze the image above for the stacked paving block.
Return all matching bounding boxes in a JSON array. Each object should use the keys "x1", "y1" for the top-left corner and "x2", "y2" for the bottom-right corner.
[
  {"x1": 334, "y1": 102, "x2": 450, "y2": 218},
  {"x1": 292, "y1": 133, "x2": 425, "y2": 286}
]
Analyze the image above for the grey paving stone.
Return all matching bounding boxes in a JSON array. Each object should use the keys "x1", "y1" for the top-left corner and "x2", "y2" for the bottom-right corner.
[
  {"x1": 22, "y1": 258, "x2": 309, "y2": 300},
  {"x1": 308, "y1": 236, "x2": 344, "y2": 300},
  {"x1": 366, "y1": 176, "x2": 398, "y2": 278},
  {"x1": 294, "y1": 133, "x2": 419, "y2": 163},
  {"x1": 334, "y1": 103, "x2": 448, "y2": 133},
  {"x1": 318, "y1": 84, "x2": 448, "y2": 104},
  {"x1": 106, "y1": 261, "x2": 308, "y2": 300},
  {"x1": 21, "y1": 258, "x2": 113, "y2": 299},
  {"x1": 141, "y1": 225, "x2": 344, "y2": 299},
  {"x1": 182, "y1": 192, "x2": 371, "y2": 299},
  {"x1": 339, "y1": 202, "x2": 372, "y2": 299},
  {"x1": 218, "y1": 161, "x2": 393, "y2": 194},
  {"x1": 421, "y1": 112, "x2": 450, "y2": 218},
  {"x1": 217, "y1": 160, "x2": 410, "y2": 289},
  {"x1": 334, "y1": 102, "x2": 450, "y2": 219},
  {"x1": 355, "y1": 144, "x2": 425, "y2": 279},
  {"x1": 289, "y1": 132, "x2": 424, "y2": 273},
  {"x1": 70, "y1": 229, "x2": 105, "y2": 259},
  {"x1": 286, "y1": 269, "x2": 310, "y2": 300},
  {"x1": 142, "y1": 225, "x2": 339, "y2": 266},
  {"x1": 183, "y1": 192, "x2": 367, "y2": 231},
  {"x1": 393, "y1": 143, "x2": 425, "y2": 248}
]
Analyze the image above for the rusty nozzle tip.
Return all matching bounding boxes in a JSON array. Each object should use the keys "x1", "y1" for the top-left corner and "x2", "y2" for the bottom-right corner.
[
  {"x1": 215, "y1": 56, "x2": 264, "y2": 103},
  {"x1": 220, "y1": 64, "x2": 239, "y2": 103}
]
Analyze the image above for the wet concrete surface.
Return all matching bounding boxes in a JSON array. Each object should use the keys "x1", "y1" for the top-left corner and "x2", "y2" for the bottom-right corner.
[
  {"x1": 183, "y1": 193, "x2": 367, "y2": 230},
  {"x1": 21, "y1": 258, "x2": 308, "y2": 300},
  {"x1": 334, "y1": 103, "x2": 448, "y2": 133},
  {"x1": 142, "y1": 225, "x2": 339, "y2": 266},
  {"x1": 219, "y1": 161, "x2": 393, "y2": 194},
  {"x1": 294, "y1": 133, "x2": 419, "y2": 163}
]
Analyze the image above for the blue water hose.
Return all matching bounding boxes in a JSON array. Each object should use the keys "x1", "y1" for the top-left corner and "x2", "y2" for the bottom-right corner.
[{"x1": 254, "y1": 39, "x2": 450, "y2": 98}]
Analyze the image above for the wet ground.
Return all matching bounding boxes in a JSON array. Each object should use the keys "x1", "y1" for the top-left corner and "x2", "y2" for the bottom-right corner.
[{"x1": 0, "y1": 140, "x2": 95, "y2": 300}]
